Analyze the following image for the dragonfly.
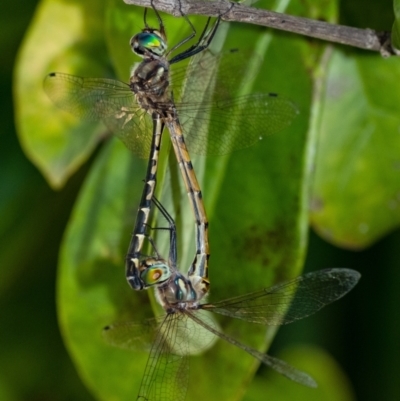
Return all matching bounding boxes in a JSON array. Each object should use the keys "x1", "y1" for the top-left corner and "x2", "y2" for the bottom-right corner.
[
  {"x1": 104, "y1": 196, "x2": 361, "y2": 401},
  {"x1": 43, "y1": 5, "x2": 299, "y2": 296}
]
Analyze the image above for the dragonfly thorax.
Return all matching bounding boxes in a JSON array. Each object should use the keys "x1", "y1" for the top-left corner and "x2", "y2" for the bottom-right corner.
[
  {"x1": 155, "y1": 272, "x2": 208, "y2": 311},
  {"x1": 140, "y1": 259, "x2": 207, "y2": 309},
  {"x1": 130, "y1": 58, "x2": 172, "y2": 112},
  {"x1": 130, "y1": 29, "x2": 167, "y2": 59}
]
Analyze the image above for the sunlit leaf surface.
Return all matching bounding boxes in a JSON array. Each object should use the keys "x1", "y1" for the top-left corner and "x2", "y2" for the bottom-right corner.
[{"x1": 14, "y1": 0, "x2": 109, "y2": 188}]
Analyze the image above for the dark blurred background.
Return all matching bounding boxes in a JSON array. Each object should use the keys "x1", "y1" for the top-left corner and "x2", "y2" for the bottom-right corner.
[{"x1": 1, "y1": 0, "x2": 94, "y2": 399}]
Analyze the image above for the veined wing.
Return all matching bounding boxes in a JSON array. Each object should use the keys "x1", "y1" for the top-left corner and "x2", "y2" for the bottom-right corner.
[
  {"x1": 180, "y1": 93, "x2": 298, "y2": 155},
  {"x1": 43, "y1": 73, "x2": 153, "y2": 158},
  {"x1": 103, "y1": 314, "x2": 189, "y2": 401},
  {"x1": 170, "y1": 49, "x2": 299, "y2": 155},
  {"x1": 103, "y1": 316, "x2": 162, "y2": 351},
  {"x1": 136, "y1": 313, "x2": 190, "y2": 401},
  {"x1": 187, "y1": 309, "x2": 317, "y2": 387},
  {"x1": 201, "y1": 268, "x2": 360, "y2": 325},
  {"x1": 104, "y1": 311, "x2": 217, "y2": 401}
]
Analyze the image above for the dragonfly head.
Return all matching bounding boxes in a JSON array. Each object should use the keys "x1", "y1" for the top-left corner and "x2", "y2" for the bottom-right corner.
[{"x1": 131, "y1": 29, "x2": 167, "y2": 59}]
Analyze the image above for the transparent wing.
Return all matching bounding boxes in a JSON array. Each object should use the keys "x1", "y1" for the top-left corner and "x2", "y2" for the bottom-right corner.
[
  {"x1": 187, "y1": 309, "x2": 317, "y2": 388},
  {"x1": 180, "y1": 93, "x2": 298, "y2": 155},
  {"x1": 137, "y1": 313, "x2": 189, "y2": 401},
  {"x1": 43, "y1": 73, "x2": 153, "y2": 158},
  {"x1": 103, "y1": 314, "x2": 189, "y2": 401},
  {"x1": 104, "y1": 311, "x2": 217, "y2": 401},
  {"x1": 103, "y1": 316, "x2": 162, "y2": 351},
  {"x1": 172, "y1": 49, "x2": 299, "y2": 155},
  {"x1": 202, "y1": 268, "x2": 360, "y2": 325}
]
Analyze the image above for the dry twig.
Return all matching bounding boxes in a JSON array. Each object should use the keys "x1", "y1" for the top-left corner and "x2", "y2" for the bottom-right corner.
[{"x1": 124, "y1": 0, "x2": 397, "y2": 57}]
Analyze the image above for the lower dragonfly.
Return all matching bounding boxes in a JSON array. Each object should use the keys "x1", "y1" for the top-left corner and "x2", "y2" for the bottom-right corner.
[
  {"x1": 43, "y1": 5, "x2": 299, "y2": 296},
  {"x1": 104, "y1": 197, "x2": 361, "y2": 401}
]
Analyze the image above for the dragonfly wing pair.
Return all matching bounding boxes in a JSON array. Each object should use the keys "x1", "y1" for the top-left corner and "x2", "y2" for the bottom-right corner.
[
  {"x1": 104, "y1": 268, "x2": 360, "y2": 398},
  {"x1": 44, "y1": 49, "x2": 299, "y2": 160}
]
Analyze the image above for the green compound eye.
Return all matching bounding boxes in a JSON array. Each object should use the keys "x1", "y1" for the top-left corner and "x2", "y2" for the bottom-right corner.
[
  {"x1": 139, "y1": 32, "x2": 162, "y2": 48},
  {"x1": 140, "y1": 263, "x2": 171, "y2": 287},
  {"x1": 134, "y1": 32, "x2": 167, "y2": 56}
]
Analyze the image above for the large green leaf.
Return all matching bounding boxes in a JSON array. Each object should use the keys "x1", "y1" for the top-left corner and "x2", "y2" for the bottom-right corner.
[
  {"x1": 14, "y1": 0, "x2": 109, "y2": 188},
  {"x1": 310, "y1": 48, "x2": 400, "y2": 249},
  {"x1": 58, "y1": 138, "x2": 148, "y2": 401},
  {"x1": 193, "y1": 27, "x2": 312, "y2": 401},
  {"x1": 57, "y1": 2, "x2": 313, "y2": 401}
]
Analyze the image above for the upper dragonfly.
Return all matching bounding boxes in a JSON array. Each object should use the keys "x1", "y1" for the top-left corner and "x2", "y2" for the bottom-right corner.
[
  {"x1": 44, "y1": 6, "x2": 299, "y2": 295},
  {"x1": 104, "y1": 196, "x2": 361, "y2": 401}
]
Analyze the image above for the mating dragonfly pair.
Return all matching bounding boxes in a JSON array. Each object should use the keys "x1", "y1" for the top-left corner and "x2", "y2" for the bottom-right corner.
[{"x1": 44, "y1": 4, "x2": 360, "y2": 401}]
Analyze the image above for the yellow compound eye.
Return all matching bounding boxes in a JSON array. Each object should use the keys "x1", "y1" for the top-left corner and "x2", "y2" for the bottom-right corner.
[
  {"x1": 150, "y1": 269, "x2": 162, "y2": 282},
  {"x1": 141, "y1": 263, "x2": 171, "y2": 287}
]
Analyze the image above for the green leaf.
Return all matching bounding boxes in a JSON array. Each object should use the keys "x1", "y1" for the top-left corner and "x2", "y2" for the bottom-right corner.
[
  {"x1": 57, "y1": 6, "x2": 313, "y2": 401},
  {"x1": 310, "y1": 48, "x2": 400, "y2": 249},
  {"x1": 14, "y1": 0, "x2": 109, "y2": 188},
  {"x1": 243, "y1": 345, "x2": 356, "y2": 401},
  {"x1": 104, "y1": 0, "x2": 142, "y2": 79},
  {"x1": 58, "y1": 138, "x2": 148, "y2": 400},
  {"x1": 392, "y1": 0, "x2": 400, "y2": 50},
  {"x1": 192, "y1": 31, "x2": 312, "y2": 401}
]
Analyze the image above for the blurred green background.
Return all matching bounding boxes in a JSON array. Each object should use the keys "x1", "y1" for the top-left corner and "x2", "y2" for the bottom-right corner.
[{"x1": 2, "y1": 0, "x2": 400, "y2": 400}]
